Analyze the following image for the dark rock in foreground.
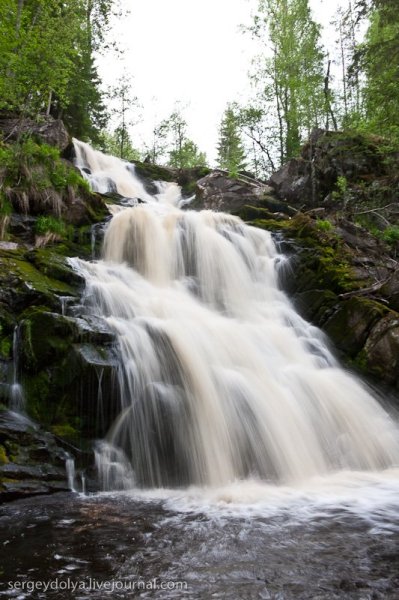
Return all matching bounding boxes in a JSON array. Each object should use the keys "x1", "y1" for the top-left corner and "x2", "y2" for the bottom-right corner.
[{"x1": 0, "y1": 410, "x2": 69, "y2": 502}]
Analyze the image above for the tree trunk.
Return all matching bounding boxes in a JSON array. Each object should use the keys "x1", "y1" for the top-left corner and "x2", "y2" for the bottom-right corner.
[
  {"x1": 16, "y1": 0, "x2": 24, "y2": 32},
  {"x1": 324, "y1": 60, "x2": 338, "y2": 131}
]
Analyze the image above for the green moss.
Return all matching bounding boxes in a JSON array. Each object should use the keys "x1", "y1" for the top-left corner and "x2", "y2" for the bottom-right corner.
[
  {"x1": 19, "y1": 311, "x2": 76, "y2": 372},
  {"x1": 134, "y1": 161, "x2": 175, "y2": 182},
  {"x1": 51, "y1": 424, "x2": 79, "y2": 442},
  {"x1": 351, "y1": 349, "x2": 369, "y2": 373},
  {"x1": 8, "y1": 255, "x2": 73, "y2": 297},
  {"x1": 0, "y1": 335, "x2": 11, "y2": 359},
  {"x1": 29, "y1": 248, "x2": 81, "y2": 286},
  {"x1": 235, "y1": 205, "x2": 276, "y2": 221},
  {"x1": 0, "y1": 445, "x2": 9, "y2": 465},
  {"x1": 82, "y1": 198, "x2": 108, "y2": 223},
  {"x1": 0, "y1": 191, "x2": 12, "y2": 217},
  {"x1": 325, "y1": 297, "x2": 388, "y2": 356},
  {"x1": 23, "y1": 371, "x2": 51, "y2": 423},
  {"x1": 249, "y1": 218, "x2": 293, "y2": 232}
]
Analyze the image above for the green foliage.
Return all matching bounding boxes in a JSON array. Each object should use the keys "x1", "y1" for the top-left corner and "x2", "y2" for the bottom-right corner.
[
  {"x1": 217, "y1": 105, "x2": 247, "y2": 177},
  {"x1": 159, "y1": 108, "x2": 208, "y2": 169},
  {"x1": 250, "y1": 0, "x2": 325, "y2": 163},
  {"x1": 361, "y1": 3, "x2": 399, "y2": 141},
  {"x1": 354, "y1": 215, "x2": 381, "y2": 237},
  {"x1": 0, "y1": 0, "x2": 116, "y2": 140},
  {"x1": 105, "y1": 75, "x2": 140, "y2": 159},
  {"x1": 51, "y1": 423, "x2": 79, "y2": 441},
  {"x1": 315, "y1": 219, "x2": 333, "y2": 232},
  {"x1": 382, "y1": 225, "x2": 399, "y2": 244},
  {"x1": 99, "y1": 129, "x2": 141, "y2": 162},
  {"x1": 0, "y1": 445, "x2": 9, "y2": 465},
  {"x1": 332, "y1": 175, "x2": 349, "y2": 201},
  {"x1": 0, "y1": 192, "x2": 12, "y2": 217},
  {"x1": 169, "y1": 140, "x2": 207, "y2": 169},
  {"x1": 1, "y1": 139, "x2": 89, "y2": 195},
  {"x1": 35, "y1": 216, "x2": 68, "y2": 238}
]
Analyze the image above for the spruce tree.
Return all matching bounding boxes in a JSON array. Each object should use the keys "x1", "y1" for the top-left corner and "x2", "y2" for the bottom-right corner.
[{"x1": 217, "y1": 106, "x2": 247, "y2": 177}]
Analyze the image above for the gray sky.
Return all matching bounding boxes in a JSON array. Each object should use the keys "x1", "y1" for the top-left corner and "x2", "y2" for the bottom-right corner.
[{"x1": 99, "y1": 0, "x2": 348, "y2": 163}]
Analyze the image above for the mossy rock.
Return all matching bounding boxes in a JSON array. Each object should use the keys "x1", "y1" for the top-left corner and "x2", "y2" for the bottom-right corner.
[
  {"x1": 0, "y1": 444, "x2": 9, "y2": 465},
  {"x1": 0, "y1": 250, "x2": 74, "y2": 313},
  {"x1": 134, "y1": 161, "x2": 176, "y2": 183},
  {"x1": 235, "y1": 205, "x2": 277, "y2": 221},
  {"x1": 293, "y1": 289, "x2": 338, "y2": 324},
  {"x1": 28, "y1": 248, "x2": 83, "y2": 286},
  {"x1": 19, "y1": 311, "x2": 77, "y2": 372},
  {"x1": 359, "y1": 313, "x2": 399, "y2": 385},
  {"x1": 324, "y1": 297, "x2": 389, "y2": 357}
]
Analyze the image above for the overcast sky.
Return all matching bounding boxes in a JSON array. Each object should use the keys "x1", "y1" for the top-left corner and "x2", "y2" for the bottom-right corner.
[{"x1": 98, "y1": 0, "x2": 348, "y2": 163}]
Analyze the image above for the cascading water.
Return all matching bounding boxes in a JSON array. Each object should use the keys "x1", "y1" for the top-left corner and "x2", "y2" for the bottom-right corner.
[{"x1": 71, "y1": 142, "x2": 399, "y2": 493}]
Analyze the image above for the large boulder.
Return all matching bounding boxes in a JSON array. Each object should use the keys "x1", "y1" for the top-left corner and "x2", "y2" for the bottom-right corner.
[
  {"x1": 0, "y1": 114, "x2": 70, "y2": 151},
  {"x1": 193, "y1": 170, "x2": 274, "y2": 213},
  {"x1": 18, "y1": 309, "x2": 120, "y2": 440},
  {"x1": 269, "y1": 129, "x2": 389, "y2": 207},
  {"x1": 0, "y1": 410, "x2": 70, "y2": 502},
  {"x1": 361, "y1": 314, "x2": 399, "y2": 385}
]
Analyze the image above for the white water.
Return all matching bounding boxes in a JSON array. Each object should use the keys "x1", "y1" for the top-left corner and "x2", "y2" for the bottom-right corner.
[
  {"x1": 73, "y1": 139, "x2": 183, "y2": 206},
  {"x1": 72, "y1": 142, "x2": 399, "y2": 505},
  {"x1": 66, "y1": 457, "x2": 77, "y2": 493},
  {"x1": 10, "y1": 326, "x2": 25, "y2": 412}
]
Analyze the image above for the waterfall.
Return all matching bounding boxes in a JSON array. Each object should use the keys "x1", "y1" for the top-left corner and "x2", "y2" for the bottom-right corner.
[
  {"x1": 72, "y1": 142, "x2": 399, "y2": 491},
  {"x1": 10, "y1": 326, "x2": 25, "y2": 412},
  {"x1": 66, "y1": 457, "x2": 77, "y2": 493},
  {"x1": 73, "y1": 139, "x2": 183, "y2": 206}
]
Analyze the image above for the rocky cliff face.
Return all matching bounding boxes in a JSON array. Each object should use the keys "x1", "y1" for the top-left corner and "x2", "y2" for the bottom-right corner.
[
  {"x1": 244, "y1": 129, "x2": 399, "y2": 390},
  {"x1": 0, "y1": 116, "x2": 119, "y2": 501},
  {"x1": 1, "y1": 118, "x2": 398, "y2": 502}
]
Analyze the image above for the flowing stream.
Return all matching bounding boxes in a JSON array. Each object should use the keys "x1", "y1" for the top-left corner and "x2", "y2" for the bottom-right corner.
[{"x1": 2, "y1": 142, "x2": 399, "y2": 599}]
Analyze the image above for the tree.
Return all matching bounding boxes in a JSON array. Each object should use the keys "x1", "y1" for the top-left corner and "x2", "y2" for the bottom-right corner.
[
  {"x1": 99, "y1": 129, "x2": 141, "y2": 161},
  {"x1": 236, "y1": 104, "x2": 277, "y2": 177},
  {"x1": 0, "y1": 0, "x2": 117, "y2": 141},
  {"x1": 217, "y1": 106, "x2": 247, "y2": 177},
  {"x1": 142, "y1": 121, "x2": 169, "y2": 164},
  {"x1": 169, "y1": 140, "x2": 207, "y2": 169},
  {"x1": 159, "y1": 108, "x2": 207, "y2": 168},
  {"x1": 249, "y1": 0, "x2": 325, "y2": 163},
  {"x1": 333, "y1": 2, "x2": 363, "y2": 128},
  {"x1": 360, "y1": 0, "x2": 399, "y2": 139},
  {"x1": 108, "y1": 75, "x2": 139, "y2": 159},
  {"x1": 0, "y1": 0, "x2": 83, "y2": 115}
]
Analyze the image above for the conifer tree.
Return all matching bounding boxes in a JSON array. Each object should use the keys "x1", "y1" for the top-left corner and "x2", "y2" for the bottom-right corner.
[{"x1": 217, "y1": 106, "x2": 247, "y2": 177}]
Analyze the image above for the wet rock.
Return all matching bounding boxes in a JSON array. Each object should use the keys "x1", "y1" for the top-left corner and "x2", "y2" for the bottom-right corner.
[
  {"x1": 17, "y1": 309, "x2": 120, "y2": 440},
  {"x1": 381, "y1": 271, "x2": 399, "y2": 313},
  {"x1": 193, "y1": 170, "x2": 274, "y2": 213},
  {"x1": 0, "y1": 410, "x2": 70, "y2": 503},
  {"x1": 362, "y1": 313, "x2": 399, "y2": 385},
  {"x1": 324, "y1": 298, "x2": 388, "y2": 358}
]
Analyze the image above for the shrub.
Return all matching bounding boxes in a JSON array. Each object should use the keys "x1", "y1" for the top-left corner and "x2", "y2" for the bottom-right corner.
[
  {"x1": 382, "y1": 225, "x2": 399, "y2": 244},
  {"x1": 315, "y1": 219, "x2": 333, "y2": 232},
  {"x1": 35, "y1": 216, "x2": 68, "y2": 237}
]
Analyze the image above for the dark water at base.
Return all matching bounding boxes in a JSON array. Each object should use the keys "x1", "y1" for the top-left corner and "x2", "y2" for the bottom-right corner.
[{"x1": 1, "y1": 486, "x2": 399, "y2": 600}]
